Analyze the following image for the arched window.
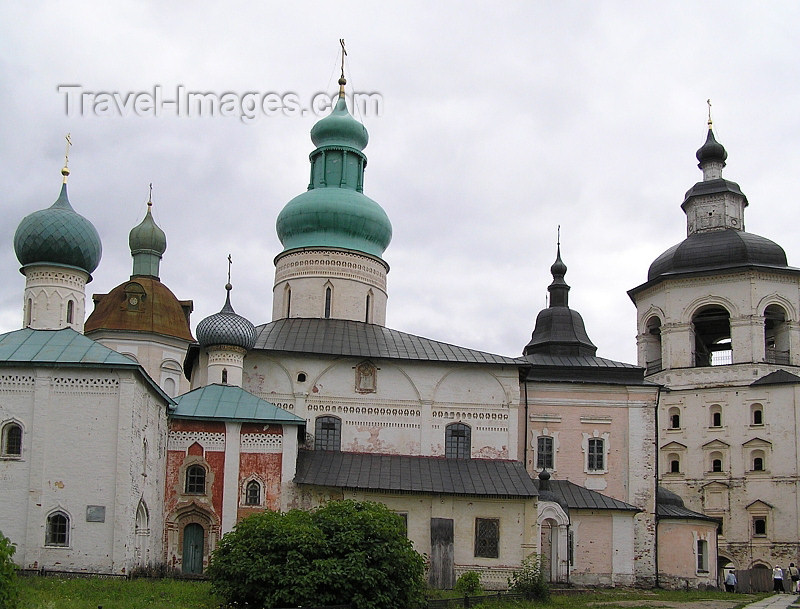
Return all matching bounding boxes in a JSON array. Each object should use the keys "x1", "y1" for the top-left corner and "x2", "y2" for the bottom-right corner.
[
  {"x1": 645, "y1": 316, "x2": 663, "y2": 374},
  {"x1": 1, "y1": 422, "x2": 22, "y2": 457},
  {"x1": 668, "y1": 407, "x2": 680, "y2": 429},
  {"x1": 753, "y1": 456, "x2": 764, "y2": 471},
  {"x1": 668, "y1": 453, "x2": 681, "y2": 473},
  {"x1": 445, "y1": 423, "x2": 471, "y2": 459},
  {"x1": 221, "y1": 369, "x2": 228, "y2": 385},
  {"x1": 66, "y1": 300, "x2": 74, "y2": 324},
  {"x1": 764, "y1": 304, "x2": 790, "y2": 364},
  {"x1": 536, "y1": 436, "x2": 554, "y2": 469},
  {"x1": 692, "y1": 306, "x2": 732, "y2": 367},
  {"x1": 710, "y1": 451, "x2": 724, "y2": 473},
  {"x1": 135, "y1": 501, "x2": 150, "y2": 535},
  {"x1": 46, "y1": 511, "x2": 69, "y2": 546},
  {"x1": 26, "y1": 298, "x2": 32, "y2": 326},
  {"x1": 365, "y1": 293, "x2": 372, "y2": 323},
  {"x1": 286, "y1": 287, "x2": 292, "y2": 318},
  {"x1": 315, "y1": 416, "x2": 341, "y2": 451},
  {"x1": 245, "y1": 480, "x2": 261, "y2": 506},
  {"x1": 751, "y1": 404, "x2": 764, "y2": 426},
  {"x1": 185, "y1": 464, "x2": 206, "y2": 494},
  {"x1": 297, "y1": 372, "x2": 307, "y2": 383},
  {"x1": 587, "y1": 438, "x2": 604, "y2": 471},
  {"x1": 324, "y1": 286, "x2": 332, "y2": 319},
  {"x1": 710, "y1": 405, "x2": 722, "y2": 428}
]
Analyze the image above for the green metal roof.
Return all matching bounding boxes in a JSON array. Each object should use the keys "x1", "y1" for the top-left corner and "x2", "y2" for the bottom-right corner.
[
  {"x1": 172, "y1": 383, "x2": 305, "y2": 424},
  {"x1": 0, "y1": 327, "x2": 173, "y2": 403}
]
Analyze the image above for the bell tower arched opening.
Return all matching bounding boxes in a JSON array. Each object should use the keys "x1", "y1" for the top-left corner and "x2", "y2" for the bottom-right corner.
[
  {"x1": 764, "y1": 304, "x2": 790, "y2": 364},
  {"x1": 692, "y1": 306, "x2": 731, "y2": 367},
  {"x1": 644, "y1": 315, "x2": 663, "y2": 373}
]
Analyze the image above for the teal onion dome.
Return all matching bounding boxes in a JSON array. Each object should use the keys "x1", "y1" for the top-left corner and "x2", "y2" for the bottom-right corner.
[
  {"x1": 276, "y1": 188, "x2": 392, "y2": 257},
  {"x1": 196, "y1": 285, "x2": 256, "y2": 350},
  {"x1": 14, "y1": 183, "x2": 102, "y2": 275},
  {"x1": 129, "y1": 206, "x2": 166, "y2": 257},
  {"x1": 276, "y1": 92, "x2": 392, "y2": 258},
  {"x1": 310, "y1": 96, "x2": 369, "y2": 150}
]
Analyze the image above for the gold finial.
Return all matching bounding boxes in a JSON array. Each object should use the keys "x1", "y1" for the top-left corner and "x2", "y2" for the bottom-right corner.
[
  {"x1": 147, "y1": 183, "x2": 153, "y2": 208},
  {"x1": 707, "y1": 99, "x2": 713, "y2": 128},
  {"x1": 61, "y1": 133, "x2": 72, "y2": 183},
  {"x1": 338, "y1": 38, "x2": 348, "y2": 98},
  {"x1": 226, "y1": 254, "x2": 233, "y2": 290}
]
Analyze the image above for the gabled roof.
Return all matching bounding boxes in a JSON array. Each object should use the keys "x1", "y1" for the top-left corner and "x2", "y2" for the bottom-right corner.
[
  {"x1": 0, "y1": 327, "x2": 172, "y2": 403},
  {"x1": 751, "y1": 369, "x2": 800, "y2": 386},
  {"x1": 172, "y1": 384, "x2": 305, "y2": 424},
  {"x1": 252, "y1": 318, "x2": 520, "y2": 365},
  {"x1": 535, "y1": 479, "x2": 639, "y2": 512},
  {"x1": 657, "y1": 503, "x2": 719, "y2": 522},
  {"x1": 294, "y1": 450, "x2": 538, "y2": 498}
]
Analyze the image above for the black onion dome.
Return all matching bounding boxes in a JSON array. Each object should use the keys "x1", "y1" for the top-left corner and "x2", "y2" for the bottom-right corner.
[
  {"x1": 696, "y1": 128, "x2": 727, "y2": 165},
  {"x1": 196, "y1": 285, "x2": 256, "y2": 350},
  {"x1": 657, "y1": 486, "x2": 685, "y2": 507},
  {"x1": 648, "y1": 230, "x2": 788, "y2": 281},
  {"x1": 536, "y1": 471, "x2": 569, "y2": 513},
  {"x1": 524, "y1": 245, "x2": 597, "y2": 357}
]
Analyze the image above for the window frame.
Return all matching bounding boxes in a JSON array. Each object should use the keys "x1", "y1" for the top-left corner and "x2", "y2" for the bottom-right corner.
[
  {"x1": 696, "y1": 539, "x2": 708, "y2": 573},
  {"x1": 315, "y1": 416, "x2": 342, "y2": 452},
  {"x1": 45, "y1": 511, "x2": 70, "y2": 547},
  {"x1": 185, "y1": 464, "x2": 207, "y2": 494},
  {"x1": 445, "y1": 422, "x2": 471, "y2": 459},
  {"x1": 244, "y1": 480, "x2": 261, "y2": 506},
  {"x1": 587, "y1": 437, "x2": 604, "y2": 471},
  {"x1": 1, "y1": 422, "x2": 23, "y2": 457},
  {"x1": 536, "y1": 435, "x2": 554, "y2": 470},
  {"x1": 474, "y1": 518, "x2": 500, "y2": 559}
]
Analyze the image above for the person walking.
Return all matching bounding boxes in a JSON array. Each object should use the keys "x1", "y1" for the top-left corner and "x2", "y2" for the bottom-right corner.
[
  {"x1": 789, "y1": 563, "x2": 800, "y2": 593},
  {"x1": 724, "y1": 569, "x2": 737, "y2": 593},
  {"x1": 773, "y1": 565, "x2": 784, "y2": 593}
]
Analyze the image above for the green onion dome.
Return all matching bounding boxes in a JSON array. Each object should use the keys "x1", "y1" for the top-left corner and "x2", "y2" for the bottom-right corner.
[
  {"x1": 14, "y1": 182, "x2": 102, "y2": 275},
  {"x1": 129, "y1": 205, "x2": 166, "y2": 258},
  {"x1": 276, "y1": 93, "x2": 392, "y2": 259}
]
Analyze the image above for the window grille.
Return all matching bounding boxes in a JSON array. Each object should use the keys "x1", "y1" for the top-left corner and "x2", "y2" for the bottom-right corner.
[
  {"x1": 536, "y1": 436, "x2": 553, "y2": 469},
  {"x1": 185, "y1": 464, "x2": 206, "y2": 494},
  {"x1": 445, "y1": 423, "x2": 471, "y2": 459},
  {"x1": 315, "y1": 416, "x2": 341, "y2": 451},
  {"x1": 474, "y1": 518, "x2": 499, "y2": 558},
  {"x1": 588, "y1": 438, "x2": 604, "y2": 470}
]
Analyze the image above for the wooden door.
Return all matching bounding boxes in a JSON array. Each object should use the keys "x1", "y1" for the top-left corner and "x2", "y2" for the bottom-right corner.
[
  {"x1": 182, "y1": 523, "x2": 204, "y2": 574},
  {"x1": 429, "y1": 518, "x2": 455, "y2": 589}
]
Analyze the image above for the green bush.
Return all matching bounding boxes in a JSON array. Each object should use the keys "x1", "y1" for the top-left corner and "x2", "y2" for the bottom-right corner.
[
  {"x1": 507, "y1": 554, "x2": 549, "y2": 602},
  {"x1": 454, "y1": 571, "x2": 483, "y2": 595},
  {"x1": 208, "y1": 500, "x2": 426, "y2": 609},
  {"x1": 0, "y1": 531, "x2": 19, "y2": 609}
]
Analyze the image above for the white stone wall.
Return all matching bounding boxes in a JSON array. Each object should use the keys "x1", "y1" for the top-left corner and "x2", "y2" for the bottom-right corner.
[
  {"x1": 237, "y1": 352, "x2": 521, "y2": 459},
  {"x1": 272, "y1": 249, "x2": 388, "y2": 325},
  {"x1": 0, "y1": 366, "x2": 168, "y2": 574}
]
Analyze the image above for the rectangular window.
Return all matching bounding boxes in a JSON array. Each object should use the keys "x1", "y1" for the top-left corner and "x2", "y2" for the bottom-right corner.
[
  {"x1": 588, "y1": 438, "x2": 604, "y2": 471},
  {"x1": 753, "y1": 517, "x2": 767, "y2": 536},
  {"x1": 697, "y1": 539, "x2": 708, "y2": 572},
  {"x1": 536, "y1": 436, "x2": 554, "y2": 469},
  {"x1": 474, "y1": 518, "x2": 499, "y2": 558}
]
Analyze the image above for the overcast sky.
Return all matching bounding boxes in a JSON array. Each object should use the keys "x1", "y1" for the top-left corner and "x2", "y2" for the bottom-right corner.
[{"x1": 2, "y1": 2, "x2": 800, "y2": 364}]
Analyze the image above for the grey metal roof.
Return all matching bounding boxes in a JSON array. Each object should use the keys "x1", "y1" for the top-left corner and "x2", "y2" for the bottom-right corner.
[
  {"x1": 0, "y1": 327, "x2": 173, "y2": 403},
  {"x1": 751, "y1": 369, "x2": 800, "y2": 386},
  {"x1": 172, "y1": 383, "x2": 305, "y2": 424},
  {"x1": 294, "y1": 450, "x2": 538, "y2": 498},
  {"x1": 657, "y1": 503, "x2": 719, "y2": 523},
  {"x1": 253, "y1": 318, "x2": 520, "y2": 365},
  {"x1": 522, "y1": 353, "x2": 649, "y2": 385},
  {"x1": 535, "y1": 479, "x2": 639, "y2": 512}
]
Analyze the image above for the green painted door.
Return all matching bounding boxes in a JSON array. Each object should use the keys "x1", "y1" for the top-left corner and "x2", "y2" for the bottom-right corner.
[{"x1": 182, "y1": 523, "x2": 204, "y2": 574}]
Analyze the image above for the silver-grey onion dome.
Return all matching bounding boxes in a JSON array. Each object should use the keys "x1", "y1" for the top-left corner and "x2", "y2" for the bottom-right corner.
[{"x1": 196, "y1": 284, "x2": 256, "y2": 350}]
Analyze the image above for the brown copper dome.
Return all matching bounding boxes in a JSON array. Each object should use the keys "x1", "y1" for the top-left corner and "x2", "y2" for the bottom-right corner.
[{"x1": 85, "y1": 276, "x2": 194, "y2": 341}]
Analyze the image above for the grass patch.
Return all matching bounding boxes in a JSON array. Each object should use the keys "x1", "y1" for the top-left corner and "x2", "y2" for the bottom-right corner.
[{"x1": 18, "y1": 576, "x2": 221, "y2": 609}]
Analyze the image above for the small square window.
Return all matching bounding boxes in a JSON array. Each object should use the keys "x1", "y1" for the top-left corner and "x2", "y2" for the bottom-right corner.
[{"x1": 753, "y1": 517, "x2": 767, "y2": 536}]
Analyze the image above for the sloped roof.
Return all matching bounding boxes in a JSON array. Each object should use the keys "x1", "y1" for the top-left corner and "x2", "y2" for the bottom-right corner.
[
  {"x1": 252, "y1": 318, "x2": 520, "y2": 365},
  {"x1": 0, "y1": 327, "x2": 172, "y2": 403},
  {"x1": 535, "y1": 479, "x2": 639, "y2": 512},
  {"x1": 294, "y1": 450, "x2": 538, "y2": 498},
  {"x1": 657, "y1": 503, "x2": 719, "y2": 522},
  {"x1": 522, "y1": 353, "x2": 649, "y2": 385},
  {"x1": 172, "y1": 384, "x2": 304, "y2": 424},
  {"x1": 751, "y1": 369, "x2": 800, "y2": 386}
]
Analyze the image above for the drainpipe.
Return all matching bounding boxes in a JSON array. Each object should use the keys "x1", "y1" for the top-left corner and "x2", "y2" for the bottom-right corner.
[{"x1": 654, "y1": 384, "x2": 662, "y2": 589}]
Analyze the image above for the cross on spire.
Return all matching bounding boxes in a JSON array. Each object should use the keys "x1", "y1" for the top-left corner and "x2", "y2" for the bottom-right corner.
[
  {"x1": 707, "y1": 99, "x2": 713, "y2": 128},
  {"x1": 62, "y1": 133, "x2": 72, "y2": 183},
  {"x1": 338, "y1": 39, "x2": 348, "y2": 97},
  {"x1": 147, "y1": 183, "x2": 153, "y2": 208},
  {"x1": 227, "y1": 254, "x2": 232, "y2": 287}
]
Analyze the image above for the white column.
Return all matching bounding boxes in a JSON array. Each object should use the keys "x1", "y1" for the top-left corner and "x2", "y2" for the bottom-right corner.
[
  {"x1": 221, "y1": 422, "x2": 241, "y2": 534},
  {"x1": 280, "y1": 425, "x2": 299, "y2": 511}
]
